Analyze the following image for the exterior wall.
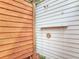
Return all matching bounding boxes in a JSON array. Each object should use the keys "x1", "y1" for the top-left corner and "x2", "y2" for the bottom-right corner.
[
  {"x1": 36, "y1": 0, "x2": 79, "y2": 59},
  {"x1": 0, "y1": 0, "x2": 34, "y2": 59}
]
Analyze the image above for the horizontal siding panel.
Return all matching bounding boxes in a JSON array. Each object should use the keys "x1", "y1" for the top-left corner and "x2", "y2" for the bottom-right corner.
[
  {"x1": 0, "y1": 21, "x2": 32, "y2": 27},
  {"x1": 0, "y1": 28, "x2": 32, "y2": 32},
  {"x1": 0, "y1": 44, "x2": 33, "y2": 57},
  {"x1": 0, "y1": 2, "x2": 32, "y2": 16},
  {"x1": 0, "y1": 49, "x2": 33, "y2": 59},
  {"x1": 0, "y1": 40, "x2": 33, "y2": 52},
  {"x1": 0, "y1": 0, "x2": 32, "y2": 12},
  {"x1": 14, "y1": 0, "x2": 32, "y2": 8},
  {"x1": 36, "y1": 0, "x2": 78, "y2": 14},
  {"x1": 40, "y1": 46, "x2": 79, "y2": 59},
  {"x1": 0, "y1": 8, "x2": 32, "y2": 20},
  {"x1": 0, "y1": 36, "x2": 32, "y2": 45},
  {"x1": 0, "y1": 32, "x2": 32, "y2": 38},
  {"x1": 64, "y1": 34, "x2": 79, "y2": 39},
  {"x1": 0, "y1": 14, "x2": 33, "y2": 23},
  {"x1": 64, "y1": 31, "x2": 79, "y2": 35},
  {"x1": 68, "y1": 21, "x2": 79, "y2": 26}
]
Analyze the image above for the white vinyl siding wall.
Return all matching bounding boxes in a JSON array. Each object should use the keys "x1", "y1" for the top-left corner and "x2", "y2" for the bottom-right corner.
[{"x1": 36, "y1": 0, "x2": 79, "y2": 59}]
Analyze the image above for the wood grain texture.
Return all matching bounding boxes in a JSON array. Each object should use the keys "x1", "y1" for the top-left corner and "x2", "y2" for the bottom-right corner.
[{"x1": 0, "y1": 0, "x2": 34, "y2": 59}]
